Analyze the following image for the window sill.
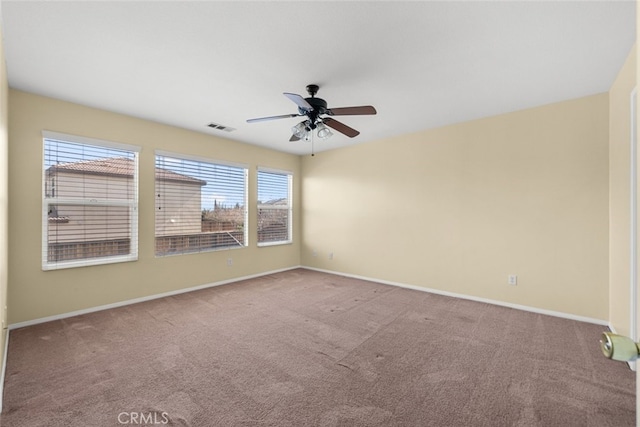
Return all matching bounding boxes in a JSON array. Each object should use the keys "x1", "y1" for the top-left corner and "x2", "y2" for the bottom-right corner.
[
  {"x1": 43, "y1": 254, "x2": 138, "y2": 271},
  {"x1": 257, "y1": 240, "x2": 292, "y2": 248}
]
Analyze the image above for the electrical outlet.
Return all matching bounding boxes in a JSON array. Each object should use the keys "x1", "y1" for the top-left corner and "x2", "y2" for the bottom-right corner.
[
  {"x1": 312, "y1": 250, "x2": 317, "y2": 257},
  {"x1": 508, "y1": 275, "x2": 517, "y2": 286},
  {"x1": 227, "y1": 258, "x2": 233, "y2": 267},
  {"x1": 329, "y1": 252, "x2": 334, "y2": 260}
]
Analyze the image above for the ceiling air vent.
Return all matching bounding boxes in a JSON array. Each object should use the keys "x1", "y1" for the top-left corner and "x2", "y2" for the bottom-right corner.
[{"x1": 206, "y1": 122, "x2": 236, "y2": 132}]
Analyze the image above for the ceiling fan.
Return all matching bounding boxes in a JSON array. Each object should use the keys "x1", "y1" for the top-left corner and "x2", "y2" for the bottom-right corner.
[{"x1": 246, "y1": 84, "x2": 377, "y2": 142}]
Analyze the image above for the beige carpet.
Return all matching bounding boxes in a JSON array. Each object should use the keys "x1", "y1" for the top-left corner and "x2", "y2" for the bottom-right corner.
[{"x1": 0, "y1": 268, "x2": 635, "y2": 426}]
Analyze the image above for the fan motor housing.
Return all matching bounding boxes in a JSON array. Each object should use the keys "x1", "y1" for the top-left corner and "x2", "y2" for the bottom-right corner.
[{"x1": 300, "y1": 97, "x2": 328, "y2": 117}]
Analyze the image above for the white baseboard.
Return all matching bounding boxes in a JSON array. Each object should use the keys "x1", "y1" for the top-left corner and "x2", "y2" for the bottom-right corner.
[
  {"x1": 8, "y1": 265, "x2": 302, "y2": 330},
  {"x1": 7, "y1": 263, "x2": 610, "y2": 332},
  {"x1": 302, "y1": 266, "x2": 609, "y2": 326}
]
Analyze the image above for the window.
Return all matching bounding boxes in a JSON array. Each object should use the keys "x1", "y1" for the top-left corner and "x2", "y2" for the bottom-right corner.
[
  {"x1": 155, "y1": 152, "x2": 248, "y2": 256},
  {"x1": 257, "y1": 168, "x2": 292, "y2": 246},
  {"x1": 42, "y1": 131, "x2": 140, "y2": 270}
]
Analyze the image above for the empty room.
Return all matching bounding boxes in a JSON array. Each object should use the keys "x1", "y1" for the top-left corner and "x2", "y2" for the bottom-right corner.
[{"x1": 0, "y1": 1, "x2": 638, "y2": 426}]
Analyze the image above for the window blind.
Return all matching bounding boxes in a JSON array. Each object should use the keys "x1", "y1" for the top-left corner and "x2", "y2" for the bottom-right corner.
[
  {"x1": 155, "y1": 153, "x2": 248, "y2": 256},
  {"x1": 257, "y1": 168, "x2": 292, "y2": 246},
  {"x1": 42, "y1": 134, "x2": 139, "y2": 270}
]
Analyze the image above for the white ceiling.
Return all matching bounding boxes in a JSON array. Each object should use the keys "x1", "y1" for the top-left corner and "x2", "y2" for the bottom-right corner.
[{"x1": 1, "y1": 1, "x2": 636, "y2": 156}]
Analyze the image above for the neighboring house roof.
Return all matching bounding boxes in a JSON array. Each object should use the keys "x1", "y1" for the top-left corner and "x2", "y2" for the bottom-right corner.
[
  {"x1": 46, "y1": 157, "x2": 206, "y2": 186},
  {"x1": 259, "y1": 198, "x2": 288, "y2": 206},
  {"x1": 155, "y1": 168, "x2": 207, "y2": 186}
]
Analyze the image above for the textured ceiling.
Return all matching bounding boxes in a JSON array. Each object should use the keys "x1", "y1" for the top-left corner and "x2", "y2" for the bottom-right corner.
[{"x1": 2, "y1": 1, "x2": 636, "y2": 155}]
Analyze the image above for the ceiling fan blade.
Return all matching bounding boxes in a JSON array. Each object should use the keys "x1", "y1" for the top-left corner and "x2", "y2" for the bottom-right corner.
[
  {"x1": 246, "y1": 113, "x2": 299, "y2": 123},
  {"x1": 284, "y1": 92, "x2": 313, "y2": 112},
  {"x1": 323, "y1": 117, "x2": 360, "y2": 138},
  {"x1": 326, "y1": 105, "x2": 377, "y2": 116},
  {"x1": 289, "y1": 134, "x2": 300, "y2": 142}
]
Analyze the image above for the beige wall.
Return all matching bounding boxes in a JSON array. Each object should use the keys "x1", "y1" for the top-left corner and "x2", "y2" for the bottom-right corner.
[
  {"x1": 609, "y1": 46, "x2": 637, "y2": 338},
  {"x1": 302, "y1": 94, "x2": 609, "y2": 320},
  {"x1": 8, "y1": 90, "x2": 301, "y2": 324},
  {"x1": 0, "y1": 9, "x2": 9, "y2": 378}
]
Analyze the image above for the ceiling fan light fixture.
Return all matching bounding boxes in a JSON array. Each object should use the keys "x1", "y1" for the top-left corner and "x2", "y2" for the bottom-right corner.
[
  {"x1": 291, "y1": 122, "x2": 307, "y2": 138},
  {"x1": 316, "y1": 123, "x2": 333, "y2": 140}
]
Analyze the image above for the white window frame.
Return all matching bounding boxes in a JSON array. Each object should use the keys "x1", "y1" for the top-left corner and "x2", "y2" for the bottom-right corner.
[
  {"x1": 154, "y1": 150, "x2": 249, "y2": 257},
  {"x1": 257, "y1": 167, "x2": 293, "y2": 247},
  {"x1": 42, "y1": 131, "x2": 140, "y2": 271}
]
